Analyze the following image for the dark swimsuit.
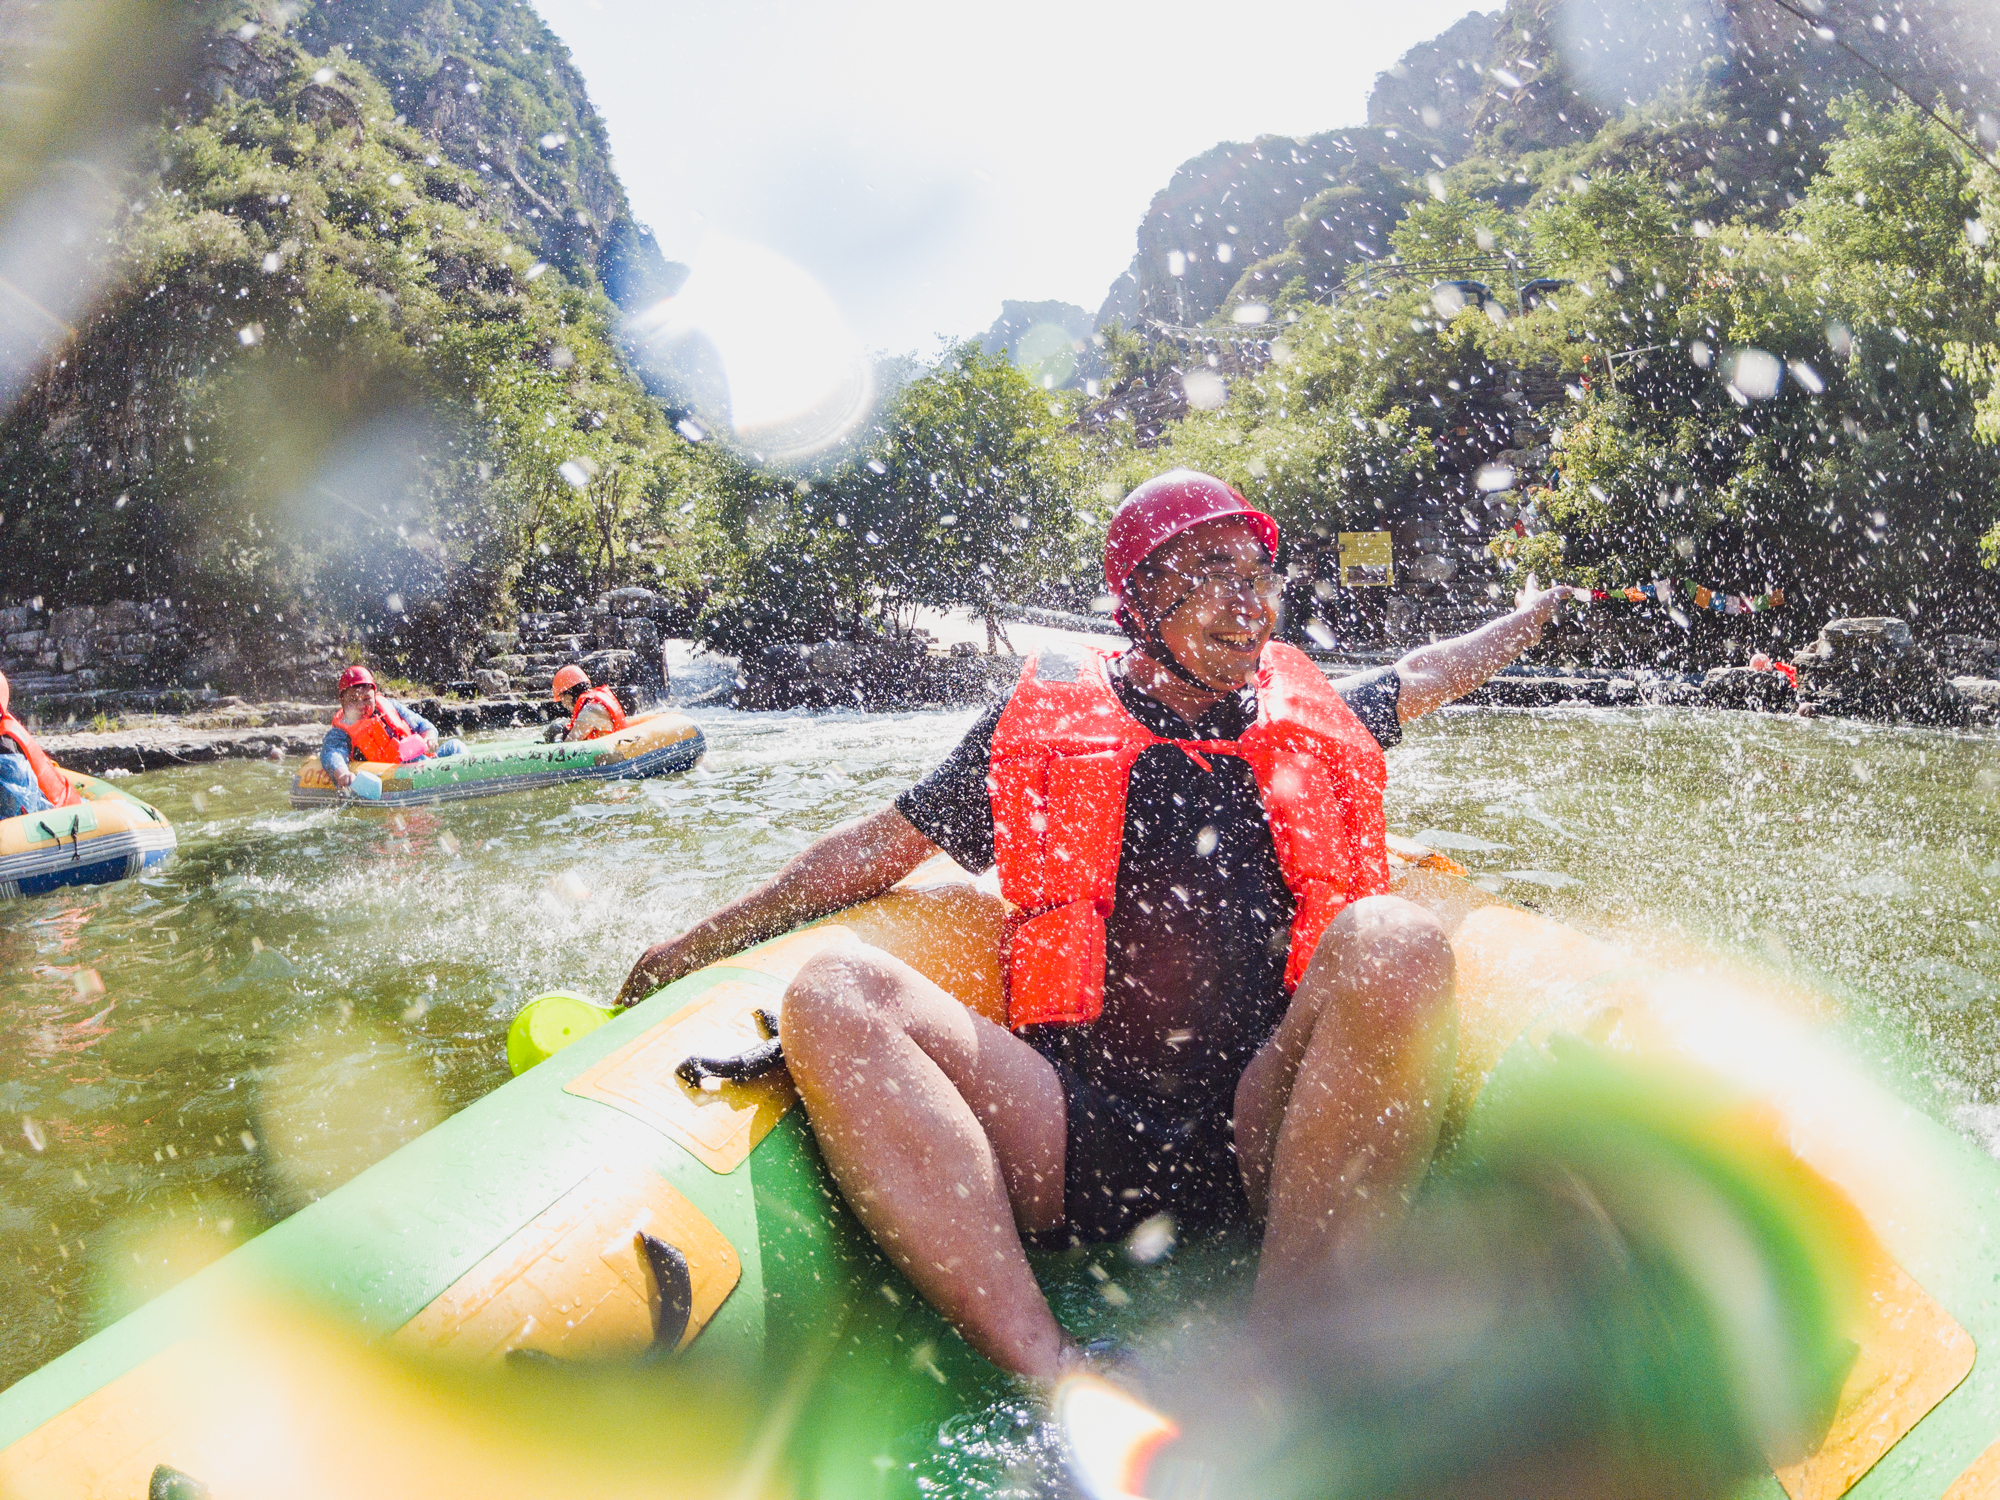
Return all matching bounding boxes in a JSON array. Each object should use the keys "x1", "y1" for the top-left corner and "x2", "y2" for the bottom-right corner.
[{"x1": 896, "y1": 655, "x2": 1401, "y2": 1244}]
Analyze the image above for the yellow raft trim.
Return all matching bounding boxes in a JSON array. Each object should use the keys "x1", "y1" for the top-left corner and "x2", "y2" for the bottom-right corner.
[
  {"x1": 1945, "y1": 1438, "x2": 2000, "y2": 1500},
  {"x1": 395, "y1": 1164, "x2": 740, "y2": 1363},
  {"x1": 568, "y1": 976, "x2": 801, "y2": 1175}
]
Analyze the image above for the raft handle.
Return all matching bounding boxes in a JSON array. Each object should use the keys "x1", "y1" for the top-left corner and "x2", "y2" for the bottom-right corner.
[
  {"x1": 673, "y1": 1008, "x2": 785, "y2": 1090},
  {"x1": 503, "y1": 1231, "x2": 693, "y2": 1366},
  {"x1": 149, "y1": 1463, "x2": 211, "y2": 1500}
]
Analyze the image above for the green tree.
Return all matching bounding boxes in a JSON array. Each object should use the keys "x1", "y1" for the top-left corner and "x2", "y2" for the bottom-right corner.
[{"x1": 697, "y1": 344, "x2": 1091, "y2": 649}]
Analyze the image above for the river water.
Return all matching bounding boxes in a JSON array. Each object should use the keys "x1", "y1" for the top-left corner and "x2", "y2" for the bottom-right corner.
[{"x1": 3, "y1": 700, "x2": 1999, "y2": 1393}]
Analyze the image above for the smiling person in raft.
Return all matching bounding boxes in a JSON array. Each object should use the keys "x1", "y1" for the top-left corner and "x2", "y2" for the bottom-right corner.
[
  {"x1": 320, "y1": 664, "x2": 466, "y2": 794},
  {"x1": 618, "y1": 469, "x2": 1580, "y2": 1381}
]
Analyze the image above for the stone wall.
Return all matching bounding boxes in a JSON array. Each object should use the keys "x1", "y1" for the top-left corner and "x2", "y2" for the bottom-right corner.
[
  {"x1": 0, "y1": 598, "x2": 215, "y2": 719},
  {"x1": 465, "y1": 586, "x2": 673, "y2": 699},
  {"x1": 0, "y1": 596, "x2": 351, "y2": 718}
]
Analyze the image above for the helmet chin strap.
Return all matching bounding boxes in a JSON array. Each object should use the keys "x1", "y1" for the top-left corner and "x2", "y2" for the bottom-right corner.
[{"x1": 1120, "y1": 597, "x2": 1226, "y2": 692}]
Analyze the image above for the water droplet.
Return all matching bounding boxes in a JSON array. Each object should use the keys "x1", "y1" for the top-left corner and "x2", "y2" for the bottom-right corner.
[{"x1": 1126, "y1": 1213, "x2": 1176, "y2": 1265}]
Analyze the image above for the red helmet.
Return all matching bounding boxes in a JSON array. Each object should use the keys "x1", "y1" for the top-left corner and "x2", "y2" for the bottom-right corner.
[
  {"x1": 336, "y1": 664, "x2": 376, "y2": 694},
  {"x1": 1105, "y1": 469, "x2": 1279, "y2": 603},
  {"x1": 551, "y1": 663, "x2": 589, "y2": 700}
]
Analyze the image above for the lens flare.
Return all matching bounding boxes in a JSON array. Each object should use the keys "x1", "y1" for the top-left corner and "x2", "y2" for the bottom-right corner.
[
  {"x1": 1056, "y1": 1373, "x2": 1179, "y2": 1500},
  {"x1": 628, "y1": 232, "x2": 872, "y2": 464}
]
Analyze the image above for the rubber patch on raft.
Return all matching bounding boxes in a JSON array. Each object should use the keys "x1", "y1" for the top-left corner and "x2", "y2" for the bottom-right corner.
[
  {"x1": 0, "y1": 1338, "x2": 204, "y2": 1500},
  {"x1": 567, "y1": 972, "x2": 803, "y2": 1173},
  {"x1": 1943, "y1": 1436, "x2": 2000, "y2": 1499},
  {"x1": 1773, "y1": 1233, "x2": 1975, "y2": 1500},
  {"x1": 396, "y1": 1164, "x2": 739, "y2": 1361}
]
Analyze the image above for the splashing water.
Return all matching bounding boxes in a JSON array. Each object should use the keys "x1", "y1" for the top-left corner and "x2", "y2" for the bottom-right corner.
[{"x1": 2, "y1": 698, "x2": 1998, "y2": 1411}]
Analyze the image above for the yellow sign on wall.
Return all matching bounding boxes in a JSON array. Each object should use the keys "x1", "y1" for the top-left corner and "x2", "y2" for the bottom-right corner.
[{"x1": 1339, "y1": 530, "x2": 1394, "y2": 587}]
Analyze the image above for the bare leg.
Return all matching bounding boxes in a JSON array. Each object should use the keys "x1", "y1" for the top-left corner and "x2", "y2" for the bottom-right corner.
[
  {"x1": 1232, "y1": 895, "x2": 1456, "y2": 1322},
  {"x1": 780, "y1": 935, "x2": 1070, "y2": 1378}
]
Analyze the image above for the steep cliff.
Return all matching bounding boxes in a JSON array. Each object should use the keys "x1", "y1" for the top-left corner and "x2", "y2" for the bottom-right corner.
[
  {"x1": 1095, "y1": 129, "x2": 1440, "y2": 334},
  {"x1": 1099, "y1": 0, "x2": 2000, "y2": 332},
  {"x1": 0, "y1": 3, "x2": 721, "y2": 681},
  {"x1": 978, "y1": 299, "x2": 1096, "y2": 389},
  {"x1": 293, "y1": 0, "x2": 681, "y2": 306}
]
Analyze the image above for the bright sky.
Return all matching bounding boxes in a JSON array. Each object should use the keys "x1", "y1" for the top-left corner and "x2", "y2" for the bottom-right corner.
[{"x1": 536, "y1": 0, "x2": 1499, "y2": 358}]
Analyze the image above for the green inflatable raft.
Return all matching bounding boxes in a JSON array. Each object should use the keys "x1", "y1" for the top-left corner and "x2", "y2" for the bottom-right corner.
[
  {"x1": 289, "y1": 711, "x2": 705, "y2": 809},
  {"x1": 3, "y1": 848, "x2": 2000, "y2": 1500}
]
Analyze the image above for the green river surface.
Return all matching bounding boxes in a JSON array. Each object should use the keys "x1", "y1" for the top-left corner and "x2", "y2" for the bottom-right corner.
[{"x1": 4, "y1": 700, "x2": 2000, "y2": 1397}]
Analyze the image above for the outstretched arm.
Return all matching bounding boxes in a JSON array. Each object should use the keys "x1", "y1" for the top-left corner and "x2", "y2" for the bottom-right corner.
[
  {"x1": 1394, "y1": 579, "x2": 1579, "y2": 723},
  {"x1": 614, "y1": 806, "x2": 941, "y2": 1007}
]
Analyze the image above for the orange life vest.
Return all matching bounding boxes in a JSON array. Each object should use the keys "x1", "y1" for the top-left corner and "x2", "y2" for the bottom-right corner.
[
  {"x1": 332, "y1": 697, "x2": 428, "y2": 766},
  {"x1": 988, "y1": 642, "x2": 1390, "y2": 1029},
  {"x1": 0, "y1": 707, "x2": 81, "y2": 810},
  {"x1": 569, "y1": 685, "x2": 627, "y2": 739}
]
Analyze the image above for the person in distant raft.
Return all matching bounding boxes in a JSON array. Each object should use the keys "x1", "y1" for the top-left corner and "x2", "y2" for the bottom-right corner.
[
  {"x1": 0, "y1": 670, "x2": 79, "y2": 819},
  {"x1": 616, "y1": 469, "x2": 1579, "y2": 1381},
  {"x1": 319, "y1": 664, "x2": 464, "y2": 792},
  {"x1": 543, "y1": 663, "x2": 627, "y2": 743}
]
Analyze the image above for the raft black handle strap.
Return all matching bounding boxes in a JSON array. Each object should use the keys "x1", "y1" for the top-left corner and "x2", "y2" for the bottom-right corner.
[
  {"x1": 69, "y1": 814, "x2": 80, "y2": 862},
  {"x1": 674, "y1": 1008, "x2": 786, "y2": 1088},
  {"x1": 500, "y1": 1232, "x2": 694, "y2": 1367},
  {"x1": 639, "y1": 1231, "x2": 694, "y2": 1356},
  {"x1": 150, "y1": 1463, "x2": 212, "y2": 1500}
]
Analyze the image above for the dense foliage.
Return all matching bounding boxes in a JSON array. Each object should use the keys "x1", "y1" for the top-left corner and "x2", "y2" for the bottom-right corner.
[
  {"x1": 1093, "y1": 95, "x2": 2000, "y2": 634},
  {"x1": 696, "y1": 345, "x2": 1093, "y2": 652},
  {"x1": 0, "y1": 7, "x2": 731, "y2": 681}
]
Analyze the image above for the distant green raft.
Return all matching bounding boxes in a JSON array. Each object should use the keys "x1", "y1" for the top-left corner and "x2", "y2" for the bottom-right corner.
[{"x1": 288, "y1": 710, "x2": 705, "y2": 808}]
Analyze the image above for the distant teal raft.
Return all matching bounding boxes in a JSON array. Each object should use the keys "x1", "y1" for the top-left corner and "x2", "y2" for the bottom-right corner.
[
  {"x1": 288, "y1": 711, "x2": 705, "y2": 809},
  {"x1": 0, "y1": 772, "x2": 176, "y2": 899}
]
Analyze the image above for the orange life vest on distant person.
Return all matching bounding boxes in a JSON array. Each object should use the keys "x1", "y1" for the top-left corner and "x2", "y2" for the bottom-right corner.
[
  {"x1": 0, "y1": 707, "x2": 81, "y2": 810},
  {"x1": 569, "y1": 685, "x2": 627, "y2": 739},
  {"x1": 333, "y1": 697, "x2": 429, "y2": 766},
  {"x1": 987, "y1": 642, "x2": 1390, "y2": 1029}
]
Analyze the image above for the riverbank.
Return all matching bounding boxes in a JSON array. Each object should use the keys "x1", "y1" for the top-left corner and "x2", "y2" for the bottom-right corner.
[
  {"x1": 24, "y1": 615, "x2": 2000, "y2": 779},
  {"x1": 31, "y1": 646, "x2": 745, "y2": 776},
  {"x1": 36, "y1": 696, "x2": 582, "y2": 776}
]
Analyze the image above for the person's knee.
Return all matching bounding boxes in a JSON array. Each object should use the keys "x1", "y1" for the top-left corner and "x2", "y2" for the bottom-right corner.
[
  {"x1": 779, "y1": 939, "x2": 901, "y2": 1068},
  {"x1": 1316, "y1": 895, "x2": 1454, "y2": 1033}
]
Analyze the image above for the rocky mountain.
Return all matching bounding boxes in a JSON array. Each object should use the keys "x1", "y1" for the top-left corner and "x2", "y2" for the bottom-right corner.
[
  {"x1": 290, "y1": 0, "x2": 682, "y2": 307},
  {"x1": 0, "y1": 0, "x2": 720, "y2": 681},
  {"x1": 1097, "y1": 0, "x2": 2000, "y2": 333},
  {"x1": 977, "y1": 299, "x2": 1095, "y2": 389}
]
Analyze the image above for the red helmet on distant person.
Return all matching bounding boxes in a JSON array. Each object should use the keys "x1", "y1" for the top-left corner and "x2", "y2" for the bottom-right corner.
[
  {"x1": 336, "y1": 665, "x2": 376, "y2": 694},
  {"x1": 1104, "y1": 469, "x2": 1279, "y2": 604},
  {"x1": 551, "y1": 664, "x2": 589, "y2": 701}
]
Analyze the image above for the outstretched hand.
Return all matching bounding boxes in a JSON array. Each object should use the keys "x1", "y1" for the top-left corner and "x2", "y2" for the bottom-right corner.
[
  {"x1": 1516, "y1": 574, "x2": 1585, "y2": 622},
  {"x1": 615, "y1": 938, "x2": 697, "y2": 1008}
]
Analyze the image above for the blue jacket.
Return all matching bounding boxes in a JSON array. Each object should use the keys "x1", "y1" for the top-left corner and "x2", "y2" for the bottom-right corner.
[
  {"x1": 0, "y1": 743, "x2": 52, "y2": 819},
  {"x1": 319, "y1": 700, "x2": 439, "y2": 777}
]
